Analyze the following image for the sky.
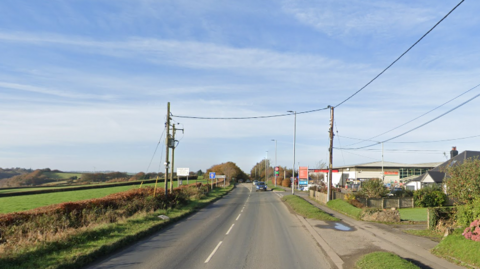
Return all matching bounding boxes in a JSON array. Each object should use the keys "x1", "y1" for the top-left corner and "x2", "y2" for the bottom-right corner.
[{"x1": 1, "y1": 0, "x2": 479, "y2": 174}]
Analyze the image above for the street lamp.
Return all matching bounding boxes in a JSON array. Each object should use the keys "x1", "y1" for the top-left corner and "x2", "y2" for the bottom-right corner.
[
  {"x1": 287, "y1": 110, "x2": 296, "y2": 195},
  {"x1": 271, "y1": 139, "x2": 277, "y2": 187}
]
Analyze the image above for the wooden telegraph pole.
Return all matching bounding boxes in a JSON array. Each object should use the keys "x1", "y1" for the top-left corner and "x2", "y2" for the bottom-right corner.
[
  {"x1": 164, "y1": 103, "x2": 171, "y2": 196},
  {"x1": 328, "y1": 106, "x2": 334, "y2": 201},
  {"x1": 170, "y1": 124, "x2": 176, "y2": 192}
]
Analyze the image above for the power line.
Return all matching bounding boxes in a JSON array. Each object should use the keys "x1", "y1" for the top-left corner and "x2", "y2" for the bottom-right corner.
[
  {"x1": 346, "y1": 82, "x2": 480, "y2": 147},
  {"x1": 338, "y1": 133, "x2": 480, "y2": 144},
  {"x1": 172, "y1": 106, "x2": 329, "y2": 120},
  {"x1": 336, "y1": 89, "x2": 480, "y2": 150},
  {"x1": 334, "y1": 0, "x2": 465, "y2": 108},
  {"x1": 146, "y1": 125, "x2": 166, "y2": 173}
]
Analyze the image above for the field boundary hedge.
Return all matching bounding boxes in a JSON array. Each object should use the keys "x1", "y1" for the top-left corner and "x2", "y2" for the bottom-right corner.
[{"x1": 0, "y1": 179, "x2": 166, "y2": 197}]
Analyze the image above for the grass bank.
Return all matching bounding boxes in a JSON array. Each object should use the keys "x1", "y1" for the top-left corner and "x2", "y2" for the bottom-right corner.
[
  {"x1": 432, "y1": 228, "x2": 480, "y2": 267},
  {"x1": 356, "y1": 252, "x2": 419, "y2": 269},
  {"x1": 0, "y1": 185, "x2": 233, "y2": 269},
  {"x1": 282, "y1": 195, "x2": 339, "y2": 221},
  {"x1": 326, "y1": 199, "x2": 362, "y2": 220},
  {"x1": 267, "y1": 182, "x2": 285, "y2": 192},
  {"x1": 403, "y1": 229, "x2": 443, "y2": 242}
]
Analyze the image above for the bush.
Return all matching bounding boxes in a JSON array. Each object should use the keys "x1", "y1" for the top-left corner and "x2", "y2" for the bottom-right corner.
[
  {"x1": 282, "y1": 178, "x2": 291, "y2": 187},
  {"x1": 456, "y1": 199, "x2": 480, "y2": 227},
  {"x1": 462, "y1": 219, "x2": 480, "y2": 242},
  {"x1": 413, "y1": 185, "x2": 446, "y2": 207},
  {"x1": 427, "y1": 207, "x2": 456, "y2": 230},
  {"x1": 446, "y1": 157, "x2": 480, "y2": 205},
  {"x1": 358, "y1": 179, "x2": 388, "y2": 198}
]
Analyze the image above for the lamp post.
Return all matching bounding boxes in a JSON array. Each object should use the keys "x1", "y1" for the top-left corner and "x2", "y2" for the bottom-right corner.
[
  {"x1": 287, "y1": 110, "x2": 296, "y2": 195},
  {"x1": 271, "y1": 139, "x2": 277, "y2": 187}
]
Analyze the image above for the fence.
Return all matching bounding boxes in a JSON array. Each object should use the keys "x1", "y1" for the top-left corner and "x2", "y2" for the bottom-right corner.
[{"x1": 309, "y1": 190, "x2": 414, "y2": 208}]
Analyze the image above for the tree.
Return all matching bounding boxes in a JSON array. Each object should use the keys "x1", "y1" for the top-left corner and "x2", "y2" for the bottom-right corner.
[
  {"x1": 446, "y1": 158, "x2": 480, "y2": 204},
  {"x1": 196, "y1": 170, "x2": 204, "y2": 176},
  {"x1": 205, "y1": 162, "x2": 248, "y2": 182},
  {"x1": 358, "y1": 179, "x2": 388, "y2": 198}
]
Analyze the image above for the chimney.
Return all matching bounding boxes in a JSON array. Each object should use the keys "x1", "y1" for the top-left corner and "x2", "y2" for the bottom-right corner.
[{"x1": 450, "y1": 146, "x2": 458, "y2": 159}]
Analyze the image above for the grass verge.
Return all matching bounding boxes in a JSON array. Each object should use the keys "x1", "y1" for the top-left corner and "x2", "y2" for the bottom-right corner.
[
  {"x1": 267, "y1": 182, "x2": 285, "y2": 192},
  {"x1": 327, "y1": 199, "x2": 362, "y2": 220},
  {"x1": 432, "y1": 228, "x2": 480, "y2": 268},
  {"x1": 398, "y1": 208, "x2": 427, "y2": 222},
  {"x1": 403, "y1": 229, "x2": 443, "y2": 242},
  {"x1": 356, "y1": 252, "x2": 419, "y2": 269},
  {"x1": 282, "y1": 195, "x2": 339, "y2": 221},
  {"x1": 0, "y1": 185, "x2": 233, "y2": 269}
]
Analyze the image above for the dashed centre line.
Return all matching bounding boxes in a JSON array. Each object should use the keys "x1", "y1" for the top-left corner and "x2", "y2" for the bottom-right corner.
[
  {"x1": 226, "y1": 224, "x2": 235, "y2": 235},
  {"x1": 204, "y1": 241, "x2": 223, "y2": 263},
  {"x1": 236, "y1": 214, "x2": 241, "y2": 221}
]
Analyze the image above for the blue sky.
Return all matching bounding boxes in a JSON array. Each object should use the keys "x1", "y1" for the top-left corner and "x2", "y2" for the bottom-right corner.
[{"x1": 1, "y1": 0, "x2": 479, "y2": 174}]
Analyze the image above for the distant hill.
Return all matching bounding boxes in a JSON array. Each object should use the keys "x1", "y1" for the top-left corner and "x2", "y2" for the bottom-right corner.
[{"x1": 0, "y1": 167, "x2": 32, "y2": 180}]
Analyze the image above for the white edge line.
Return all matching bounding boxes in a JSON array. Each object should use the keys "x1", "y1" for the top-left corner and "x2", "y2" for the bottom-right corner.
[
  {"x1": 236, "y1": 214, "x2": 241, "y2": 220},
  {"x1": 226, "y1": 224, "x2": 235, "y2": 235},
  {"x1": 205, "y1": 241, "x2": 223, "y2": 263}
]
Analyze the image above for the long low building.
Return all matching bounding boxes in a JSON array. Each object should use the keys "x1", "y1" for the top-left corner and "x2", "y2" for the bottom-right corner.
[{"x1": 311, "y1": 161, "x2": 442, "y2": 187}]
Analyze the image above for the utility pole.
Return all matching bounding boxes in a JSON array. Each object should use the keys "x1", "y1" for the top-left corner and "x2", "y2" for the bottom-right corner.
[
  {"x1": 328, "y1": 106, "x2": 334, "y2": 202},
  {"x1": 164, "y1": 102, "x2": 171, "y2": 196},
  {"x1": 170, "y1": 124, "x2": 176, "y2": 192},
  {"x1": 170, "y1": 124, "x2": 184, "y2": 191}
]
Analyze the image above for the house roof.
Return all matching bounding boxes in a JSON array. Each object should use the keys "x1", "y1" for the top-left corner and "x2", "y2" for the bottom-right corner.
[
  {"x1": 335, "y1": 161, "x2": 441, "y2": 169},
  {"x1": 431, "y1": 151, "x2": 480, "y2": 172},
  {"x1": 422, "y1": 171, "x2": 445, "y2": 183}
]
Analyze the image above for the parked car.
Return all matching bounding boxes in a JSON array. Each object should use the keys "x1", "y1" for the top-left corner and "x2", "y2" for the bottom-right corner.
[
  {"x1": 387, "y1": 188, "x2": 403, "y2": 197},
  {"x1": 256, "y1": 182, "x2": 267, "y2": 192},
  {"x1": 253, "y1": 180, "x2": 259, "y2": 186}
]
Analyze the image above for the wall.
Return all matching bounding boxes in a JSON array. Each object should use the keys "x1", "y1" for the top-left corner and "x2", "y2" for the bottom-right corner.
[{"x1": 309, "y1": 190, "x2": 414, "y2": 209}]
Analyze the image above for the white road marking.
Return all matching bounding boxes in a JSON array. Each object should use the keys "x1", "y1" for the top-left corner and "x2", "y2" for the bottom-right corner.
[
  {"x1": 226, "y1": 224, "x2": 235, "y2": 235},
  {"x1": 236, "y1": 214, "x2": 241, "y2": 220},
  {"x1": 205, "y1": 241, "x2": 223, "y2": 263}
]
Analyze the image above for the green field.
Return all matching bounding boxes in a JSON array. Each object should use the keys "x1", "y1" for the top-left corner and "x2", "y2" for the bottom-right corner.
[
  {"x1": 43, "y1": 172, "x2": 83, "y2": 179},
  {"x1": 399, "y1": 208, "x2": 427, "y2": 222},
  {"x1": 0, "y1": 179, "x2": 207, "y2": 214}
]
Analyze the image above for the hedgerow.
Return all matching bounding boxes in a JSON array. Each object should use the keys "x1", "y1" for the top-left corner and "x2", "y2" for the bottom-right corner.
[{"x1": 0, "y1": 182, "x2": 211, "y2": 256}]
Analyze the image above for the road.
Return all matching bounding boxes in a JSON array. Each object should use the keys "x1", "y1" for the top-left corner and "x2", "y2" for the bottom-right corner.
[{"x1": 87, "y1": 184, "x2": 332, "y2": 269}]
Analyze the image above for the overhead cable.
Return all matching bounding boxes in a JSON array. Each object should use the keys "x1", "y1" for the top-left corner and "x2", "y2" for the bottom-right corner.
[
  {"x1": 172, "y1": 106, "x2": 329, "y2": 120},
  {"x1": 334, "y1": 0, "x2": 465, "y2": 108},
  {"x1": 336, "y1": 89, "x2": 480, "y2": 150},
  {"x1": 345, "y1": 82, "x2": 480, "y2": 147}
]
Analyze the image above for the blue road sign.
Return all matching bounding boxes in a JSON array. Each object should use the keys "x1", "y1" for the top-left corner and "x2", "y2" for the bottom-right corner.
[{"x1": 209, "y1": 172, "x2": 216, "y2": 179}]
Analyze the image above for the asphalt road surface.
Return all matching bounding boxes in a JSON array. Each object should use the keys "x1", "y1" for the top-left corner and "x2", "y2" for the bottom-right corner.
[{"x1": 87, "y1": 184, "x2": 331, "y2": 269}]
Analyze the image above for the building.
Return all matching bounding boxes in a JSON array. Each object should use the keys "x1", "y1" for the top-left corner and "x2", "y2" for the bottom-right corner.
[
  {"x1": 313, "y1": 161, "x2": 441, "y2": 187},
  {"x1": 405, "y1": 147, "x2": 480, "y2": 191}
]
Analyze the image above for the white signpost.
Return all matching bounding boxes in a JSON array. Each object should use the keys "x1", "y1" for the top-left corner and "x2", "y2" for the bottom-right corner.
[
  {"x1": 216, "y1": 175, "x2": 226, "y2": 187},
  {"x1": 177, "y1": 168, "x2": 190, "y2": 185}
]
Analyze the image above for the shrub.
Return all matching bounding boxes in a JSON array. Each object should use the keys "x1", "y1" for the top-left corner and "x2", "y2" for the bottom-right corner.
[
  {"x1": 282, "y1": 178, "x2": 291, "y2": 187},
  {"x1": 462, "y1": 219, "x2": 480, "y2": 242},
  {"x1": 456, "y1": 199, "x2": 480, "y2": 227},
  {"x1": 413, "y1": 185, "x2": 446, "y2": 207},
  {"x1": 358, "y1": 179, "x2": 388, "y2": 198},
  {"x1": 446, "y1": 157, "x2": 480, "y2": 205},
  {"x1": 427, "y1": 207, "x2": 456, "y2": 230}
]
